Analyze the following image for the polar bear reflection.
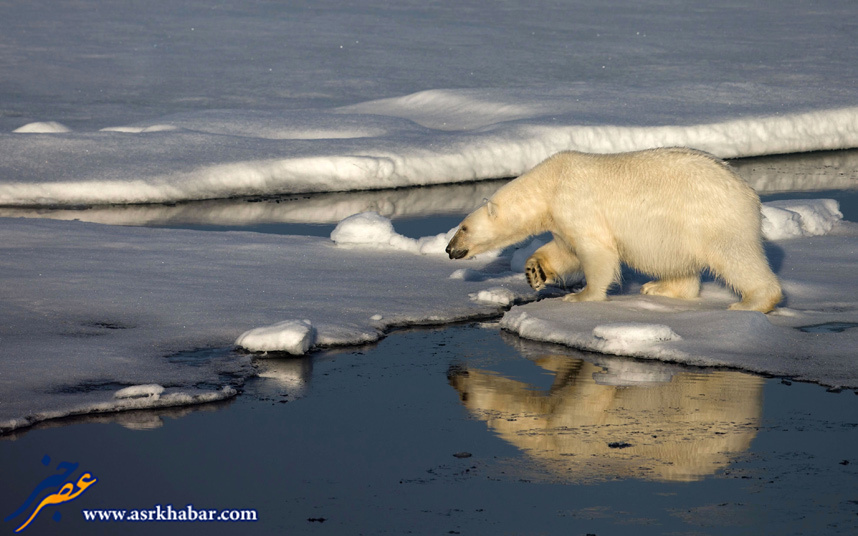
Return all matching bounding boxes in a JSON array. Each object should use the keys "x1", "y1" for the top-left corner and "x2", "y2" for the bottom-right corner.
[{"x1": 448, "y1": 355, "x2": 763, "y2": 483}]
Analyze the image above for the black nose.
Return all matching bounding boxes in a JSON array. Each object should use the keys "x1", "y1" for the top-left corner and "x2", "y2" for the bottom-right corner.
[{"x1": 446, "y1": 246, "x2": 467, "y2": 260}]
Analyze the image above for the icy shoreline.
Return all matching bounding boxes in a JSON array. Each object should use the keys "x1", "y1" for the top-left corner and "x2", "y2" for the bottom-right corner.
[
  {"x1": 0, "y1": 216, "x2": 537, "y2": 433},
  {"x1": 2, "y1": 200, "x2": 856, "y2": 433}
]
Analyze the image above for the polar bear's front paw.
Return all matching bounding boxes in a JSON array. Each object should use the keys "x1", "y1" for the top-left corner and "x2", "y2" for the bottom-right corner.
[{"x1": 525, "y1": 257, "x2": 549, "y2": 291}]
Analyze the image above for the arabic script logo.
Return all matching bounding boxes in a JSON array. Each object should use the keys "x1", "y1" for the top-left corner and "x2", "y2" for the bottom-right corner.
[{"x1": 5, "y1": 455, "x2": 97, "y2": 532}]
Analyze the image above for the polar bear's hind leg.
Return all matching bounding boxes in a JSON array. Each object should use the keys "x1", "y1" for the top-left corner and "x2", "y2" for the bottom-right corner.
[{"x1": 708, "y1": 245, "x2": 782, "y2": 313}]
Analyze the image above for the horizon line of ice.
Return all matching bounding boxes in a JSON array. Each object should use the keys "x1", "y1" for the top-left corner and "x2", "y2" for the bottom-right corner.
[{"x1": 2, "y1": 106, "x2": 857, "y2": 206}]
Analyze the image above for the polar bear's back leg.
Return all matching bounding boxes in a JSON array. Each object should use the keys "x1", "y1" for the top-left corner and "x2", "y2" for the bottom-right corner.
[
  {"x1": 707, "y1": 242, "x2": 782, "y2": 313},
  {"x1": 641, "y1": 275, "x2": 701, "y2": 300}
]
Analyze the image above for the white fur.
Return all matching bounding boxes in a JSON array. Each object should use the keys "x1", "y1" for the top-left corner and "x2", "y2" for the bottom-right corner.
[{"x1": 446, "y1": 148, "x2": 782, "y2": 313}]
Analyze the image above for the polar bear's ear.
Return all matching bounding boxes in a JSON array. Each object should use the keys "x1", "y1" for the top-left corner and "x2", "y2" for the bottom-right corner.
[{"x1": 484, "y1": 198, "x2": 498, "y2": 219}]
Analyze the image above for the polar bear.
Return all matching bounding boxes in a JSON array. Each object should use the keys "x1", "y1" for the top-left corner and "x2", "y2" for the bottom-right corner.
[{"x1": 446, "y1": 148, "x2": 782, "y2": 313}]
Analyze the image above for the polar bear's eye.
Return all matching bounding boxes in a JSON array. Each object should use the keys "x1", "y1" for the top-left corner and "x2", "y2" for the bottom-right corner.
[{"x1": 460, "y1": 225, "x2": 468, "y2": 232}]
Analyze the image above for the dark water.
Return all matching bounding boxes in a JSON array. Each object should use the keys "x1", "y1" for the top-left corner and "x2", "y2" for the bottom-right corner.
[{"x1": 2, "y1": 324, "x2": 856, "y2": 535}]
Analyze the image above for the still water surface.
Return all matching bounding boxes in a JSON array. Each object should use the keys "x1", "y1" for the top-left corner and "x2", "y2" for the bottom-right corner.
[{"x1": 2, "y1": 324, "x2": 855, "y2": 535}]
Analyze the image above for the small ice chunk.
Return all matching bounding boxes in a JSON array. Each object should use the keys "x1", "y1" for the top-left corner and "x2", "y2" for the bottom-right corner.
[
  {"x1": 449, "y1": 268, "x2": 487, "y2": 281},
  {"x1": 114, "y1": 384, "x2": 165, "y2": 400},
  {"x1": 761, "y1": 199, "x2": 842, "y2": 240},
  {"x1": 593, "y1": 323, "x2": 680, "y2": 343},
  {"x1": 330, "y1": 212, "x2": 455, "y2": 255},
  {"x1": 330, "y1": 211, "x2": 396, "y2": 245},
  {"x1": 470, "y1": 287, "x2": 516, "y2": 306},
  {"x1": 370, "y1": 314, "x2": 383, "y2": 321},
  {"x1": 330, "y1": 212, "x2": 418, "y2": 252},
  {"x1": 12, "y1": 121, "x2": 71, "y2": 134},
  {"x1": 235, "y1": 319, "x2": 316, "y2": 355}
]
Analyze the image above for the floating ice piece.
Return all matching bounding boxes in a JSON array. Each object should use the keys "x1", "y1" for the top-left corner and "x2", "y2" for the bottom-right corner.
[
  {"x1": 12, "y1": 121, "x2": 71, "y2": 133},
  {"x1": 330, "y1": 211, "x2": 454, "y2": 255},
  {"x1": 761, "y1": 199, "x2": 842, "y2": 240},
  {"x1": 330, "y1": 211, "x2": 399, "y2": 246},
  {"x1": 114, "y1": 384, "x2": 165, "y2": 400},
  {"x1": 235, "y1": 319, "x2": 317, "y2": 355},
  {"x1": 470, "y1": 287, "x2": 517, "y2": 306}
]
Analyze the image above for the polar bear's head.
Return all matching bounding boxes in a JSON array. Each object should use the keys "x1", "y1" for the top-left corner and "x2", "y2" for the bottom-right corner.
[{"x1": 446, "y1": 199, "x2": 524, "y2": 259}]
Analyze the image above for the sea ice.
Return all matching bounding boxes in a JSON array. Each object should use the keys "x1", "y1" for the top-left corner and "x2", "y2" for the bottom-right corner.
[
  {"x1": 470, "y1": 287, "x2": 517, "y2": 306},
  {"x1": 0, "y1": 216, "x2": 534, "y2": 432},
  {"x1": 11, "y1": 121, "x2": 71, "y2": 134},
  {"x1": 114, "y1": 384, "x2": 165, "y2": 400},
  {"x1": 235, "y1": 320, "x2": 317, "y2": 355},
  {"x1": 1, "y1": 0, "x2": 857, "y2": 432},
  {"x1": 760, "y1": 199, "x2": 843, "y2": 240},
  {"x1": 500, "y1": 212, "x2": 858, "y2": 388},
  {"x1": 331, "y1": 211, "x2": 453, "y2": 256}
]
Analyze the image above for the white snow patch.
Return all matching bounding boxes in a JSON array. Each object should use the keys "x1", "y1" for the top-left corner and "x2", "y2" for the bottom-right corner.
[
  {"x1": 761, "y1": 199, "x2": 843, "y2": 240},
  {"x1": 114, "y1": 384, "x2": 165, "y2": 400},
  {"x1": 470, "y1": 287, "x2": 517, "y2": 306},
  {"x1": 330, "y1": 212, "x2": 455, "y2": 256},
  {"x1": 12, "y1": 121, "x2": 71, "y2": 133},
  {"x1": 235, "y1": 319, "x2": 317, "y2": 355},
  {"x1": 593, "y1": 323, "x2": 681, "y2": 343},
  {"x1": 592, "y1": 323, "x2": 681, "y2": 354},
  {"x1": 100, "y1": 124, "x2": 178, "y2": 133}
]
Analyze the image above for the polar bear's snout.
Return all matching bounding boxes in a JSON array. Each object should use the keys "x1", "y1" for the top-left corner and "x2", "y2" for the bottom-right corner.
[
  {"x1": 447, "y1": 247, "x2": 468, "y2": 260},
  {"x1": 446, "y1": 240, "x2": 468, "y2": 260},
  {"x1": 446, "y1": 229, "x2": 470, "y2": 259}
]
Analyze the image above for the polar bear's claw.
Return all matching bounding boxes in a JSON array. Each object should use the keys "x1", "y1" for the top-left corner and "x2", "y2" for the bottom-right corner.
[{"x1": 525, "y1": 258, "x2": 548, "y2": 290}]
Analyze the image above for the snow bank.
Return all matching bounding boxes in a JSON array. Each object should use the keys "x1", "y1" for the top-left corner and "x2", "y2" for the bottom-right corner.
[
  {"x1": 1, "y1": 2, "x2": 857, "y2": 205},
  {"x1": 2, "y1": 106, "x2": 856, "y2": 206}
]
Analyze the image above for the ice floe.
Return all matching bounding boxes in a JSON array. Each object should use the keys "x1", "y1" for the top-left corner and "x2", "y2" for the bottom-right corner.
[
  {"x1": 0, "y1": 216, "x2": 534, "y2": 432},
  {"x1": 501, "y1": 209, "x2": 858, "y2": 388}
]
